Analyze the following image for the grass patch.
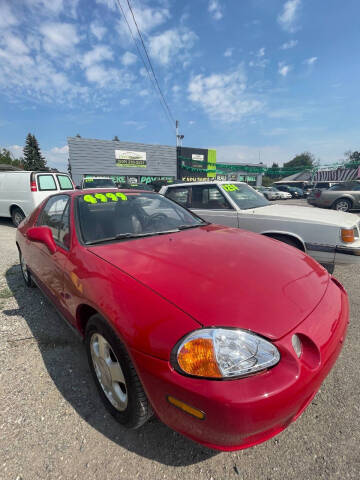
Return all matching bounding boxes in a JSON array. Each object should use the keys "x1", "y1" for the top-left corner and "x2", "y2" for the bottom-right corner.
[{"x1": 0, "y1": 287, "x2": 14, "y2": 299}]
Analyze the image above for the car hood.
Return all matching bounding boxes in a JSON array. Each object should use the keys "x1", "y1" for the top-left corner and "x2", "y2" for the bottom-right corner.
[
  {"x1": 88, "y1": 225, "x2": 329, "y2": 340},
  {"x1": 249, "y1": 204, "x2": 359, "y2": 227}
]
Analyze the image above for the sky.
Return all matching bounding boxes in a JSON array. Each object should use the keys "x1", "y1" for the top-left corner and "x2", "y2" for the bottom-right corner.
[{"x1": 0, "y1": 0, "x2": 359, "y2": 171}]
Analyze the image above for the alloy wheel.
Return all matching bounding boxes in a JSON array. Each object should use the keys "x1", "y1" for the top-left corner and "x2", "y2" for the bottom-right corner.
[
  {"x1": 90, "y1": 333, "x2": 128, "y2": 411},
  {"x1": 335, "y1": 200, "x2": 350, "y2": 212}
]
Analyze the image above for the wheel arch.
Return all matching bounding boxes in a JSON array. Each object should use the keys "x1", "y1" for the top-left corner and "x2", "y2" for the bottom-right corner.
[
  {"x1": 9, "y1": 204, "x2": 25, "y2": 216},
  {"x1": 331, "y1": 196, "x2": 354, "y2": 208},
  {"x1": 261, "y1": 231, "x2": 306, "y2": 252},
  {"x1": 76, "y1": 304, "x2": 99, "y2": 337}
]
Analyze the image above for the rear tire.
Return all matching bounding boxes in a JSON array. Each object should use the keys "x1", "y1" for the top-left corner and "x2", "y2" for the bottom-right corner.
[
  {"x1": 85, "y1": 314, "x2": 153, "y2": 429},
  {"x1": 332, "y1": 198, "x2": 352, "y2": 212},
  {"x1": 11, "y1": 207, "x2": 25, "y2": 227}
]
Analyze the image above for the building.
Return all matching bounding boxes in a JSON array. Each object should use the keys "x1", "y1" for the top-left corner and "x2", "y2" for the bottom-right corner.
[
  {"x1": 68, "y1": 136, "x2": 263, "y2": 186},
  {"x1": 68, "y1": 136, "x2": 177, "y2": 186}
]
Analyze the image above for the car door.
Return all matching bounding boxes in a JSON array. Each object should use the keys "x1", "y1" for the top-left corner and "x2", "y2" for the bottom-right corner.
[
  {"x1": 28, "y1": 194, "x2": 71, "y2": 313},
  {"x1": 189, "y1": 185, "x2": 238, "y2": 227},
  {"x1": 351, "y1": 183, "x2": 360, "y2": 207}
]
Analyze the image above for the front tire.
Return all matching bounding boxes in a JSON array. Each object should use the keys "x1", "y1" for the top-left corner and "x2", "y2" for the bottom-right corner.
[
  {"x1": 19, "y1": 249, "x2": 35, "y2": 287},
  {"x1": 332, "y1": 198, "x2": 352, "y2": 212},
  {"x1": 85, "y1": 315, "x2": 153, "y2": 429}
]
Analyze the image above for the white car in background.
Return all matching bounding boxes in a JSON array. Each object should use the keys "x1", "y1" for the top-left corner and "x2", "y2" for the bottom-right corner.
[
  {"x1": 160, "y1": 181, "x2": 360, "y2": 273},
  {"x1": 269, "y1": 187, "x2": 292, "y2": 199},
  {"x1": 0, "y1": 170, "x2": 74, "y2": 226}
]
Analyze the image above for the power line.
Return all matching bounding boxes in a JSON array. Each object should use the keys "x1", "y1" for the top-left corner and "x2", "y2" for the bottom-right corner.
[
  {"x1": 114, "y1": 0, "x2": 176, "y2": 132},
  {"x1": 126, "y1": 0, "x2": 176, "y2": 126}
]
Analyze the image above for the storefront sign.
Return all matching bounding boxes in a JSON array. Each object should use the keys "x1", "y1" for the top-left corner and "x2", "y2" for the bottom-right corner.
[
  {"x1": 115, "y1": 150, "x2": 147, "y2": 168},
  {"x1": 192, "y1": 154, "x2": 204, "y2": 162}
]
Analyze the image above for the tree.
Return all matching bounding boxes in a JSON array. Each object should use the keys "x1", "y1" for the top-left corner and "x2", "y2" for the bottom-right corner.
[
  {"x1": 283, "y1": 152, "x2": 315, "y2": 170},
  {"x1": 0, "y1": 148, "x2": 24, "y2": 169},
  {"x1": 23, "y1": 134, "x2": 47, "y2": 171},
  {"x1": 344, "y1": 150, "x2": 360, "y2": 168}
]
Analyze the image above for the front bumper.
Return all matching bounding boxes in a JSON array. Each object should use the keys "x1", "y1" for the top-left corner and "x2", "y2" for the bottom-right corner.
[{"x1": 131, "y1": 278, "x2": 349, "y2": 450}]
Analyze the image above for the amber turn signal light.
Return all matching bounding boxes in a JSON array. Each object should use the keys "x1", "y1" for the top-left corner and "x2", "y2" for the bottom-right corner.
[
  {"x1": 341, "y1": 228, "x2": 355, "y2": 243},
  {"x1": 177, "y1": 338, "x2": 222, "y2": 378}
]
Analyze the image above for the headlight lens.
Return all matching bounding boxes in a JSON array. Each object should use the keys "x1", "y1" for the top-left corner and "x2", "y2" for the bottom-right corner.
[{"x1": 174, "y1": 328, "x2": 280, "y2": 379}]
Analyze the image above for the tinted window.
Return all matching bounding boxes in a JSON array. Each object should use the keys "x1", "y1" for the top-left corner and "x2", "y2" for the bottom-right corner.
[
  {"x1": 38, "y1": 195, "x2": 70, "y2": 247},
  {"x1": 77, "y1": 192, "x2": 205, "y2": 244},
  {"x1": 165, "y1": 187, "x2": 190, "y2": 206},
  {"x1": 37, "y1": 174, "x2": 57, "y2": 191},
  {"x1": 82, "y1": 178, "x2": 115, "y2": 188},
  {"x1": 191, "y1": 185, "x2": 231, "y2": 209},
  {"x1": 329, "y1": 184, "x2": 346, "y2": 191},
  {"x1": 57, "y1": 175, "x2": 74, "y2": 190},
  {"x1": 351, "y1": 184, "x2": 360, "y2": 191},
  {"x1": 58, "y1": 201, "x2": 71, "y2": 248}
]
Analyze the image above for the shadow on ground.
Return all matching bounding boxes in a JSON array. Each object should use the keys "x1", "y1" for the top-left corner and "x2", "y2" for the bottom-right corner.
[{"x1": 5, "y1": 264, "x2": 216, "y2": 467}]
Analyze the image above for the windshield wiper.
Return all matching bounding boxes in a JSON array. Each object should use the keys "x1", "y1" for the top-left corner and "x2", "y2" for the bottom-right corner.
[
  {"x1": 85, "y1": 230, "x2": 180, "y2": 245},
  {"x1": 177, "y1": 223, "x2": 208, "y2": 230}
]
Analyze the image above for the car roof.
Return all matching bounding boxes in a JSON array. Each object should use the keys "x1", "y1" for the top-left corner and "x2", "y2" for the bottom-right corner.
[
  {"x1": 68, "y1": 188, "x2": 158, "y2": 197},
  {"x1": 165, "y1": 180, "x2": 248, "y2": 187}
]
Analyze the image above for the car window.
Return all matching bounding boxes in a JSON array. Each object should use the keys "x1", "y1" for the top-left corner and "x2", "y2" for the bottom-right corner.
[
  {"x1": 37, "y1": 195, "x2": 70, "y2": 248},
  {"x1": 165, "y1": 187, "x2": 190, "y2": 207},
  {"x1": 37, "y1": 174, "x2": 57, "y2": 191},
  {"x1": 57, "y1": 174, "x2": 74, "y2": 190},
  {"x1": 329, "y1": 184, "x2": 347, "y2": 191},
  {"x1": 221, "y1": 183, "x2": 269, "y2": 209},
  {"x1": 58, "y1": 201, "x2": 71, "y2": 248},
  {"x1": 82, "y1": 178, "x2": 115, "y2": 188},
  {"x1": 191, "y1": 185, "x2": 232, "y2": 209},
  {"x1": 77, "y1": 192, "x2": 205, "y2": 244},
  {"x1": 351, "y1": 184, "x2": 360, "y2": 191}
]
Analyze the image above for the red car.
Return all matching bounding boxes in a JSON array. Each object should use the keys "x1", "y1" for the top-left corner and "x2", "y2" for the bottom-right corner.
[{"x1": 16, "y1": 189, "x2": 349, "y2": 451}]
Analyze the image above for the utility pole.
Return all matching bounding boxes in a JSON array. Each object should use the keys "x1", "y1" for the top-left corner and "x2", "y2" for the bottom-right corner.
[
  {"x1": 176, "y1": 120, "x2": 184, "y2": 180},
  {"x1": 176, "y1": 120, "x2": 184, "y2": 147}
]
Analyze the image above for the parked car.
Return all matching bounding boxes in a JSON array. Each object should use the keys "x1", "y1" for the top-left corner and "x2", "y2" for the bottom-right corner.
[
  {"x1": 291, "y1": 186, "x2": 309, "y2": 198},
  {"x1": 16, "y1": 188, "x2": 348, "y2": 451},
  {"x1": 254, "y1": 186, "x2": 278, "y2": 200},
  {"x1": 160, "y1": 181, "x2": 360, "y2": 273},
  {"x1": 0, "y1": 170, "x2": 74, "y2": 226},
  {"x1": 268, "y1": 186, "x2": 292, "y2": 200},
  {"x1": 80, "y1": 177, "x2": 116, "y2": 189},
  {"x1": 308, "y1": 181, "x2": 360, "y2": 212},
  {"x1": 275, "y1": 185, "x2": 301, "y2": 198}
]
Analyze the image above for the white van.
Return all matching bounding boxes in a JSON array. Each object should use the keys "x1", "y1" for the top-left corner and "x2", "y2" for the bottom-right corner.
[{"x1": 0, "y1": 171, "x2": 74, "y2": 226}]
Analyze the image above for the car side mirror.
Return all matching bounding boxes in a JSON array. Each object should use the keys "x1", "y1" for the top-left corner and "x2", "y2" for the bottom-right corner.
[
  {"x1": 76, "y1": 185, "x2": 81, "y2": 189},
  {"x1": 27, "y1": 226, "x2": 57, "y2": 254}
]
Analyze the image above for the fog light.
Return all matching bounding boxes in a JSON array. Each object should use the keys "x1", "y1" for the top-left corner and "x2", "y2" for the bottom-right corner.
[{"x1": 292, "y1": 335, "x2": 302, "y2": 358}]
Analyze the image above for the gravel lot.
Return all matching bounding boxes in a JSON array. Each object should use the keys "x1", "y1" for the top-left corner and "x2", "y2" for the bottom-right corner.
[{"x1": 1, "y1": 204, "x2": 360, "y2": 480}]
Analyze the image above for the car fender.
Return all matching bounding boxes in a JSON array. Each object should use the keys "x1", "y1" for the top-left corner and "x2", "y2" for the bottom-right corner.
[
  {"x1": 260, "y1": 230, "x2": 306, "y2": 252},
  {"x1": 331, "y1": 194, "x2": 355, "y2": 206}
]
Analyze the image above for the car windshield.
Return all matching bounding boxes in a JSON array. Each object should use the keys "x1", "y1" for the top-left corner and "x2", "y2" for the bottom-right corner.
[
  {"x1": 77, "y1": 191, "x2": 206, "y2": 244},
  {"x1": 221, "y1": 183, "x2": 270, "y2": 209},
  {"x1": 83, "y1": 178, "x2": 115, "y2": 188}
]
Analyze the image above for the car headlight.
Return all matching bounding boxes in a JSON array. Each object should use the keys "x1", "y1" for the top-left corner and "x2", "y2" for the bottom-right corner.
[{"x1": 172, "y1": 328, "x2": 280, "y2": 379}]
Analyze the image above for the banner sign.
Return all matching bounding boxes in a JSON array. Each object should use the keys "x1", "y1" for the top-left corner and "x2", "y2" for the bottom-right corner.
[{"x1": 115, "y1": 150, "x2": 147, "y2": 168}]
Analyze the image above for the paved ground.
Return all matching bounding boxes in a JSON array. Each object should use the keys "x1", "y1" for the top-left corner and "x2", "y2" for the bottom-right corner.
[{"x1": 0, "y1": 209, "x2": 359, "y2": 480}]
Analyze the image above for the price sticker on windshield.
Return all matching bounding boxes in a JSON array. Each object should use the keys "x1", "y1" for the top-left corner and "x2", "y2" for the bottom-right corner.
[
  {"x1": 83, "y1": 192, "x2": 128, "y2": 203},
  {"x1": 222, "y1": 184, "x2": 239, "y2": 192}
]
